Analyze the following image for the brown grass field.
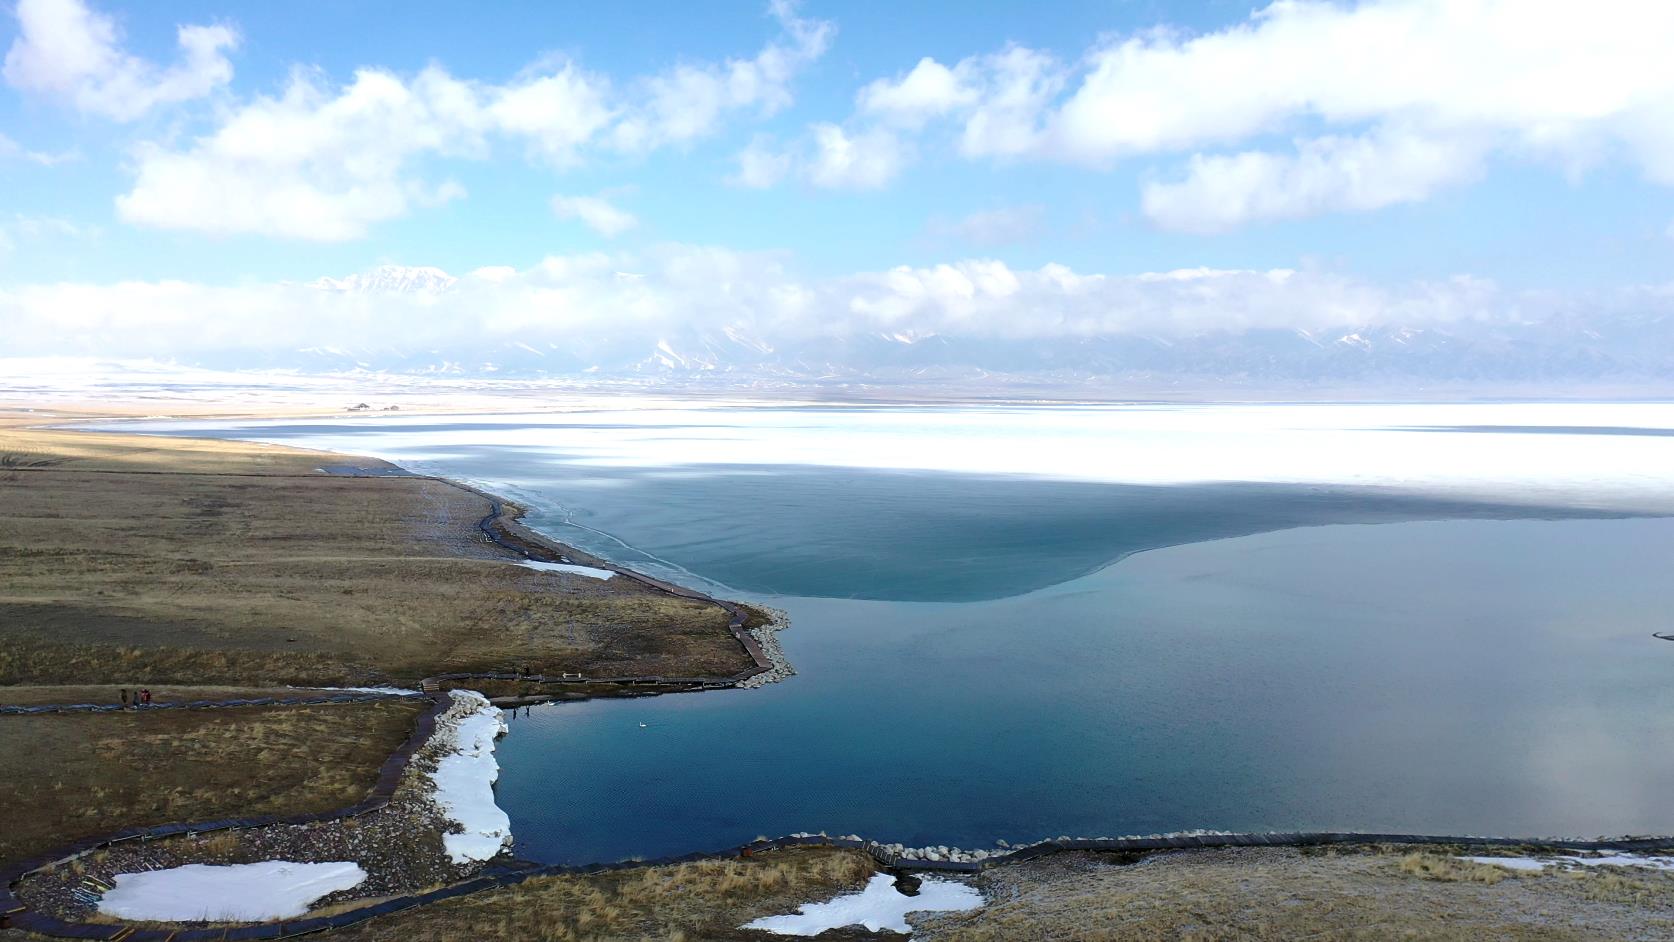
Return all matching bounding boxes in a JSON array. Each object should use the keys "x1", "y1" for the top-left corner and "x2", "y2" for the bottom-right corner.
[
  {"x1": 327, "y1": 847, "x2": 878, "y2": 942},
  {"x1": 913, "y1": 847, "x2": 1674, "y2": 941},
  {"x1": 0, "y1": 699, "x2": 422, "y2": 868},
  {"x1": 0, "y1": 420, "x2": 752, "y2": 687}
]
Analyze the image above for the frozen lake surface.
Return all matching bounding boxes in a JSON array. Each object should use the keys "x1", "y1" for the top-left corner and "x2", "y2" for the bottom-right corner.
[{"x1": 123, "y1": 402, "x2": 1674, "y2": 863}]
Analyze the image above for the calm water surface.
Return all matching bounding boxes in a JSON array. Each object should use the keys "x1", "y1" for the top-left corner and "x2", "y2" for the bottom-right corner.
[{"x1": 131, "y1": 405, "x2": 1674, "y2": 864}]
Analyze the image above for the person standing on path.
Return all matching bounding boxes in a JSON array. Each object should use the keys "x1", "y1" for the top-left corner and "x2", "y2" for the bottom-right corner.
[{"x1": 120, "y1": 689, "x2": 129, "y2": 709}]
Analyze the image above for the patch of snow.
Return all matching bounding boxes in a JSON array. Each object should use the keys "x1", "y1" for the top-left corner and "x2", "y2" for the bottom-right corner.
[
  {"x1": 98, "y1": 861, "x2": 366, "y2": 921},
  {"x1": 518, "y1": 559, "x2": 615, "y2": 580},
  {"x1": 1462, "y1": 854, "x2": 1674, "y2": 872},
  {"x1": 742, "y1": 873, "x2": 982, "y2": 936},
  {"x1": 303, "y1": 685, "x2": 423, "y2": 696},
  {"x1": 1460, "y1": 856, "x2": 1550, "y2": 872},
  {"x1": 1570, "y1": 854, "x2": 1674, "y2": 870},
  {"x1": 431, "y1": 690, "x2": 512, "y2": 863}
]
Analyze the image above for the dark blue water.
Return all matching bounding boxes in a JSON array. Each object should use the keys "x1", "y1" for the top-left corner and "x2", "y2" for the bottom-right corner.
[{"x1": 126, "y1": 410, "x2": 1674, "y2": 864}]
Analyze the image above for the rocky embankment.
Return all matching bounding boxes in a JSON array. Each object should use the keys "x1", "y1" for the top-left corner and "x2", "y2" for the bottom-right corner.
[{"x1": 738, "y1": 605, "x2": 796, "y2": 688}]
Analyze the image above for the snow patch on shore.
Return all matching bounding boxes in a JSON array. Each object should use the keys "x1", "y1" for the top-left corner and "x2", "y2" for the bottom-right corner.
[
  {"x1": 431, "y1": 690, "x2": 512, "y2": 863},
  {"x1": 98, "y1": 861, "x2": 366, "y2": 921},
  {"x1": 518, "y1": 559, "x2": 615, "y2": 580},
  {"x1": 301, "y1": 686, "x2": 423, "y2": 696},
  {"x1": 1462, "y1": 854, "x2": 1674, "y2": 872},
  {"x1": 742, "y1": 873, "x2": 982, "y2": 936}
]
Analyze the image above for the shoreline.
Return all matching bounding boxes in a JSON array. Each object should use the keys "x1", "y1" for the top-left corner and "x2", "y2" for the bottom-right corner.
[
  {"x1": 0, "y1": 415, "x2": 804, "y2": 938},
  {"x1": 8, "y1": 413, "x2": 1674, "y2": 937}
]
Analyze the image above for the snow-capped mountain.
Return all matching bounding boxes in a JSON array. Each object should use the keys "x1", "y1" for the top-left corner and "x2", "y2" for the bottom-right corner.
[
  {"x1": 309, "y1": 265, "x2": 458, "y2": 294},
  {"x1": 110, "y1": 265, "x2": 1674, "y2": 395},
  {"x1": 178, "y1": 312, "x2": 1672, "y2": 396}
]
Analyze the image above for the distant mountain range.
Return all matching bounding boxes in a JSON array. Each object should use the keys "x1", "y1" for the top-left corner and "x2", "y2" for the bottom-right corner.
[
  {"x1": 225, "y1": 325, "x2": 1674, "y2": 396},
  {"x1": 134, "y1": 264, "x2": 1671, "y2": 396}
]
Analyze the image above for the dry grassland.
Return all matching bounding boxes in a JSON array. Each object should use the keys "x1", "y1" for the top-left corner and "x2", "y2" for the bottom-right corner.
[
  {"x1": 915, "y1": 847, "x2": 1674, "y2": 941},
  {"x1": 328, "y1": 847, "x2": 877, "y2": 942},
  {"x1": 0, "y1": 700, "x2": 422, "y2": 867},
  {"x1": 0, "y1": 424, "x2": 752, "y2": 687}
]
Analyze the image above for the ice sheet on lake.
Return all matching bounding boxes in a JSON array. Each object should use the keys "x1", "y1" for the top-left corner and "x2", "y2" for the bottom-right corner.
[
  {"x1": 517, "y1": 559, "x2": 615, "y2": 580},
  {"x1": 97, "y1": 861, "x2": 366, "y2": 921},
  {"x1": 431, "y1": 690, "x2": 513, "y2": 863},
  {"x1": 107, "y1": 402, "x2": 1674, "y2": 514},
  {"x1": 742, "y1": 873, "x2": 982, "y2": 936}
]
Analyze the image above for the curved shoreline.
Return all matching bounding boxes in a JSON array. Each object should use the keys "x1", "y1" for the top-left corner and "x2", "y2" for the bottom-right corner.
[
  {"x1": 6, "y1": 431, "x2": 1674, "y2": 938},
  {"x1": 451, "y1": 477, "x2": 788, "y2": 687},
  {"x1": 0, "y1": 451, "x2": 800, "y2": 938}
]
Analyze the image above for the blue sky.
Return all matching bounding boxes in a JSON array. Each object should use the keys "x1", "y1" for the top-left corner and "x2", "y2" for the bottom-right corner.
[{"x1": 3, "y1": 0, "x2": 1674, "y2": 363}]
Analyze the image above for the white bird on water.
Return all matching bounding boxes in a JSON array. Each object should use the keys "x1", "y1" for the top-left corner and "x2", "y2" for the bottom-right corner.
[{"x1": 638, "y1": 722, "x2": 647, "y2": 728}]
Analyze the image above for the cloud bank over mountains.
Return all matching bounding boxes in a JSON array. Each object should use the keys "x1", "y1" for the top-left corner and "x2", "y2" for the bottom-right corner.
[{"x1": 6, "y1": 257, "x2": 1673, "y2": 392}]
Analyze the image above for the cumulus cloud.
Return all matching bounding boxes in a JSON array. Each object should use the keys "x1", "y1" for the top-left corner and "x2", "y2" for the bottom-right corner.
[
  {"x1": 733, "y1": 123, "x2": 909, "y2": 190},
  {"x1": 738, "y1": 44, "x2": 1059, "y2": 190},
  {"x1": 485, "y1": 63, "x2": 614, "y2": 167},
  {"x1": 0, "y1": 248, "x2": 1628, "y2": 363},
  {"x1": 3, "y1": 0, "x2": 237, "y2": 120},
  {"x1": 116, "y1": 67, "x2": 477, "y2": 240},
  {"x1": 550, "y1": 193, "x2": 638, "y2": 237},
  {"x1": 840, "y1": 0, "x2": 1674, "y2": 228},
  {"x1": 730, "y1": 134, "x2": 793, "y2": 188},
  {"x1": 955, "y1": 46, "x2": 1064, "y2": 159},
  {"x1": 111, "y1": 3, "x2": 831, "y2": 239},
  {"x1": 805, "y1": 124, "x2": 907, "y2": 189},
  {"x1": 857, "y1": 57, "x2": 978, "y2": 128},
  {"x1": 610, "y1": 0, "x2": 832, "y2": 152},
  {"x1": 1142, "y1": 128, "x2": 1489, "y2": 232}
]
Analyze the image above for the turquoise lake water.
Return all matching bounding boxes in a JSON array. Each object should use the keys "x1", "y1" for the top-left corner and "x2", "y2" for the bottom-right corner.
[{"x1": 127, "y1": 404, "x2": 1674, "y2": 864}]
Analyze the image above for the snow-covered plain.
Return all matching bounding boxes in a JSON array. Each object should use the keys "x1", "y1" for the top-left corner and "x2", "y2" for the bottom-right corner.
[
  {"x1": 742, "y1": 873, "x2": 983, "y2": 936},
  {"x1": 1463, "y1": 854, "x2": 1674, "y2": 872},
  {"x1": 517, "y1": 559, "x2": 615, "y2": 580},
  {"x1": 431, "y1": 691, "x2": 513, "y2": 863},
  {"x1": 97, "y1": 861, "x2": 366, "y2": 921}
]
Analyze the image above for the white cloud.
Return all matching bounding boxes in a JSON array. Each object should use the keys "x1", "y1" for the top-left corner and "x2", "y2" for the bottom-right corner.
[
  {"x1": 0, "y1": 132, "x2": 78, "y2": 165},
  {"x1": 3, "y1": 0, "x2": 236, "y2": 120},
  {"x1": 730, "y1": 134, "x2": 792, "y2": 188},
  {"x1": 957, "y1": 46, "x2": 1064, "y2": 159},
  {"x1": 729, "y1": 124, "x2": 909, "y2": 190},
  {"x1": 111, "y1": 3, "x2": 831, "y2": 239},
  {"x1": 116, "y1": 67, "x2": 478, "y2": 240},
  {"x1": 610, "y1": 0, "x2": 833, "y2": 152},
  {"x1": 1142, "y1": 128, "x2": 1488, "y2": 232},
  {"x1": 486, "y1": 63, "x2": 614, "y2": 167},
  {"x1": 550, "y1": 193, "x2": 638, "y2": 237},
  {"x1": 841, "y1": 0, "x2": 1674, "y2": 227},
  {"x1": 0, "y1": 213, "x2": 96, "y2": 257},
  {"x1": 1044, "y1": 0, "x2": 1674, "y2": 165},
  {"x1": 857, "y1": 57, "x2": 978, "y2": 128},
  {"x1": 805, "y1": 124, "x2": 907, "y2": 189},
  {"x1": 742, "y1": 43, "x2": 1060, "y2": 191},
  {"x1": 927, "y1": 205, "x2": 1046, "y2": 246},
  {"x1": 0, "y1": 249, "x2": 1639, "y2": 364}
]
